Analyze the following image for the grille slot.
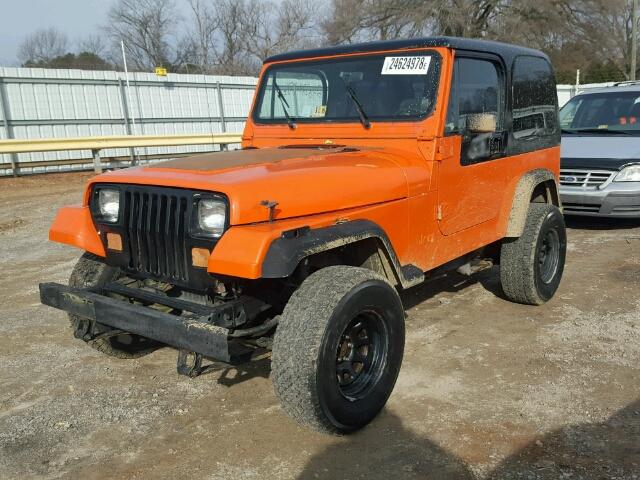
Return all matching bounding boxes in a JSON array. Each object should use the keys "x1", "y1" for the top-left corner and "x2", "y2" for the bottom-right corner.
[
  {"x1": 560, "y1": 169, "x2": 615, "y2": 188},
  {"x1": 563, "y1": 202, "x2": 601, "y2": 213},
  {"x1": 124, "y1": 189, "x2": 190, "y2": 283}
]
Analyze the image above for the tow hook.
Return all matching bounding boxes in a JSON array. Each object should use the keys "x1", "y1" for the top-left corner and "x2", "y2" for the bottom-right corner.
[{"x1": 177, "y1": 350, "x2": 204, "y2": 378}]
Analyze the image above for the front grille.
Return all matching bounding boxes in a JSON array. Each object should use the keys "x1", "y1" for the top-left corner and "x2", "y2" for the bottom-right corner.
[
  {"x1": 123, "y1": 189, "x2": 191, "y2": 283},
  {"x1": 560, "y1": 169, "x2": 615, "y2": 188}
]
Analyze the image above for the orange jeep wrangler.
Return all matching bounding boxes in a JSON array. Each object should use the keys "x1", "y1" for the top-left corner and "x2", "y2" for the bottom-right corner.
[{"x1": 40, "y1": 37, "x2": 565, "y2": 433}]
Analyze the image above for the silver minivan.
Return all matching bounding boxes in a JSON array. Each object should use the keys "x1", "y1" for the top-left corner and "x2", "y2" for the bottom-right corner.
[{"x1": 559, "y1": 84, "x2": 640, "y2": 217}]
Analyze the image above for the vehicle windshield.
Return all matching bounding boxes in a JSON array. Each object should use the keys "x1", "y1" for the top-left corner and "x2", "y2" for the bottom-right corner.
[
  {"x1": 253, "y1": 51, "x2": 441, "y2": 125},
  {"x1": 560, "y1": 90, "x2": 640, "y2": 135}
]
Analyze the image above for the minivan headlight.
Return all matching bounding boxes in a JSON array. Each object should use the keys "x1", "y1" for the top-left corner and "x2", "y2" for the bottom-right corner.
[
  {"x1": 97, "y1": 188, "x2": 120, "y2": 222},
  {"x1": 197, "y1": 198, "x2": 226, "y2": 237},
  {"x1": 614, "y1": 164, "x2": 640, "y2": 182}
]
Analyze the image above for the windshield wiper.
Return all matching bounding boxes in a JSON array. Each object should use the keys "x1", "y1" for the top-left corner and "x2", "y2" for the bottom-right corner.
[
  {"x1": 273, "y1": 80, "x2": 296, "y2": 130},
  {"x1": 343, "y1": 82, "x2": 371, "y2": 129},
  {"x1": 563, "y1": 127, "x2": 633, "y2": 135}
]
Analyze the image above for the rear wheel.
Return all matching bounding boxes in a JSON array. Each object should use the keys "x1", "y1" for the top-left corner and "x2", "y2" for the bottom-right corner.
[
  {"x1": 68, "y1": 253, "x2": 160, "y2": 358},
  {"x1": 500, "y1": 203, "x2": 567, "y2": 305},
  {"x1": 272, "y1": 266, "x2": 405, "y2": 434}
]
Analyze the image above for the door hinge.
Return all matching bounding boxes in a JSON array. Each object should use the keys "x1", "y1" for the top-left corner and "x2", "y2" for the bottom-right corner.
[{"x1": 437, "y1": 205, "x2": 443, "y2": 221}]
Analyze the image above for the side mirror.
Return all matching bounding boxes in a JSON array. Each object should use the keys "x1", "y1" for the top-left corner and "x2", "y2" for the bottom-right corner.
[{"x1": 466, "y1": 113, "x2": 497, "y2": 134}]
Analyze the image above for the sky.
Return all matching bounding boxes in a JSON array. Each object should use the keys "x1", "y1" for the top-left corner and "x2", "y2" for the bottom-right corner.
[
  {"x1": 0, "y1": 0, "x2": 291, "y2": 67},
  {"x1": 0, "y1": 0, "x2": 114, "y2": 66}
]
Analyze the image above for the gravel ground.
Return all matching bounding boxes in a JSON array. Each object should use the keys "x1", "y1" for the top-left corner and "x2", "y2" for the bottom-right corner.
[{"x1": 0, "y1": 172, "x2": 638, "y2": 480}]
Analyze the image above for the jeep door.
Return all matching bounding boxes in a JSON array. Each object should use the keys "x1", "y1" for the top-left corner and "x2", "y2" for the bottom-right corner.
[{"x1": 436, "y1": 54, "x2": 507, "y2": 235}]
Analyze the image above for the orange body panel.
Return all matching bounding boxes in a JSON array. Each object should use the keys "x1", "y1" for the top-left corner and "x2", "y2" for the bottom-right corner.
[
  {"x1": 50, "y1": 45, "x2": 560, "y2": 282},
  {"x1": 208, "y1": 199, "x2": 409, "y2": 278},
  {"x1": 49, "y1": 205, "x2": 105, "y2": 257}
]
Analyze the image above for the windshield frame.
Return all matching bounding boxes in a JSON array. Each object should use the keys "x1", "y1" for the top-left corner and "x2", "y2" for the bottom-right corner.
[
  {"x1": 251, "y1": 49, "x2": 443, "y2": 126},
  {"x1": 560, "y1": 90, "x2": 640, "y2": 136}
]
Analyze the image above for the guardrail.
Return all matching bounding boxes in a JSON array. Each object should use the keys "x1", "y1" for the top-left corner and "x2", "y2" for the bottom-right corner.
[{"x1": 0, "y1": 133, "x2": 242, "y2": 176}]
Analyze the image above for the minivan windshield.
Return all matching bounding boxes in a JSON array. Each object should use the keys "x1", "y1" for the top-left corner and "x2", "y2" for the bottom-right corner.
[
  {"x1": 560, "y1": 90, "x2": 640, "y2": 135},
  {"x1": 253, "y1": 51, "x2": 441, "y2": 125}
]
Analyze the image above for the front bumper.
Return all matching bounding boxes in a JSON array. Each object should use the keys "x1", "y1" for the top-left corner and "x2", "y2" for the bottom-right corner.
[
  {"x1": 39, "y1": 282, "x2": 240, "y2": 361},
  {"x1": 560, "y1": 182, "x2": 640, "y2": 217}
]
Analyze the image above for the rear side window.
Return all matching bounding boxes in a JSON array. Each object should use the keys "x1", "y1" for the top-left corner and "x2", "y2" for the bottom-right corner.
[{"x1": 511, "y1": 56, "x2": 559, "y2": 150}]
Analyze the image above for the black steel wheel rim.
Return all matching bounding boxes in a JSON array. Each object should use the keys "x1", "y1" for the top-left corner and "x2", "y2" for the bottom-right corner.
[
  {"x1": 335, "y1": 311, "x2": 388, "y2": 400},
  {"x1": 538, "y1": 228, "x2": 560, "y2": 284}
]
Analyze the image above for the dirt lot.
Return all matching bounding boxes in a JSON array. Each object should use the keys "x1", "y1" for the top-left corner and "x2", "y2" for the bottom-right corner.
[{"x1": 0, "y1": 172, "x2": 638, "y2": 480}]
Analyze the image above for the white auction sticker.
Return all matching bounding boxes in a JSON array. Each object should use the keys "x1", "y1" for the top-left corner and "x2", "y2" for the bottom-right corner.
[{"x1": 381, "y1": 56, "x2": 431, "y2": 75}]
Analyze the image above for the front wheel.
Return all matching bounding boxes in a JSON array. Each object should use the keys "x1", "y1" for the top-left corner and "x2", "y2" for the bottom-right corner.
[
  {"x1": 500, "y1": 203, "x2": 567, "y2": 305},
  {"x1": 68, "y1": 253, "x2": 160, "y2": 358},
  {"x1": 272, "y1": 266, "x2": 405, "y2": 434}
]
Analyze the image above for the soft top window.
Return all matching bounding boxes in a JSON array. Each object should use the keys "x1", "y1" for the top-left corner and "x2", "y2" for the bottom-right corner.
[{"x1": 253, "y1": 51, "x2": 441, "y2": 125}]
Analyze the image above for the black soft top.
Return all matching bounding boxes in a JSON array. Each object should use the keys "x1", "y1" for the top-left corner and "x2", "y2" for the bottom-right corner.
[{"x1": 265, "y1": 36, "x2": 549, "y2": 64}]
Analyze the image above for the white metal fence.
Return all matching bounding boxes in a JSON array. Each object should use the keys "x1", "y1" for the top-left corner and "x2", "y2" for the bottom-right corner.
[
  {"x1": 556, "y1": 82, "x2": 614, "y2": 107},
  {"x1": 0, "y1": 67, "x2": 257, "y2": 176},
  {"x1": 0, "y1": 65, "x2": 616, "y2": 176}
]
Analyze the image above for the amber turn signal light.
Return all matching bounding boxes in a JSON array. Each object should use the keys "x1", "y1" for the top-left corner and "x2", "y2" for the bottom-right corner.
[
  {"x1": 192, "y1": 247, "x2": 211, "y2": 268},
  {"x1": 106, "y1": 233, "x2": 123, "y2": 251}
]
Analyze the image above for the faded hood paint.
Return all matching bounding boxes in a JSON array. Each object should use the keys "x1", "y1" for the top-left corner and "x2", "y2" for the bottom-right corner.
[{"x1": 87, "y1": 147, "x2": 409, "y2": 225}]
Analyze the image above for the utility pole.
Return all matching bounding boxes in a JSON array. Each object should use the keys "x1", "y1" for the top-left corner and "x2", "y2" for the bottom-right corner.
[
  {"x1": 632, "y1": 0, "x2": 638, "y2": 80},
  {"x1": 121, "y1": 40, "x2": 137, "y2": 135},
  {"x1": 121, "y1": 40, "x2": 138, "y2": 165}
]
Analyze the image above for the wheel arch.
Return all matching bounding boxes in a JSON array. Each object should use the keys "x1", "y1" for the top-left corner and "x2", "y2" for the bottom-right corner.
[
  {"x1": 261, "y1": 219, "x2": 424, "y2": 289},
  {"x1": 504, "y1": 169, "x2": 560, "y2": 238}
]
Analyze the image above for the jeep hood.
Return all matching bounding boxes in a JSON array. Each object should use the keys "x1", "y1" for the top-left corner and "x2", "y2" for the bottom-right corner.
[{"x1": 89, "y1": 147, "x2": 408, "y2": 225}]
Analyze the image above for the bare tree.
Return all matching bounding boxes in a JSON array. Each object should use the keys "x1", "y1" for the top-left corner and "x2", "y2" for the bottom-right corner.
[
  {"x1": 187, "y1": 0, "x2": 220, "y2": 73},
  {"x1": 17, "y1": 27, "x2": 69, "y2": 65},
  {"x1": 498, "y1": 0, "x2": 629, "y2": 81},
  {"x1": 185, "y1": 0, "x2": 322, "y2": 75},
  {"x1": 434, "y1": 0, "x2": 505, "y2": 37},
  {"x1": 322, "y1": 0, "x2": 505, "y2": 43},
  {"x1": 184, "y1": 0, "x2": 254, "y2": 74},
  {"x1": 243, "y1": 0, "x2": 318, "y2": 60},
  {"x1": 105, "y1": 0, "x2": 190, "y2": 71},
  {"x1": 78, "y1": 34, "x2": 108, "y2": 57},
  {"x1": 214, "y1": 0, "x2": 256, "y2": 74},
  {"x1": 323, "y1": 0, "x2": 428, "y2": 43},
  {"x1": 569, "y1": 0, "x2": 635, "y2": 79}
]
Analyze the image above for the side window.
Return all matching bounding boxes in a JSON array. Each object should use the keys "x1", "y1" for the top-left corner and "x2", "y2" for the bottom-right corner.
[
  {"x1": 446, "y1": 57, "x2": 505, "y2": 164},
  {"x1": 512, "y1": 56, "x2": 559, "y2": 146}
]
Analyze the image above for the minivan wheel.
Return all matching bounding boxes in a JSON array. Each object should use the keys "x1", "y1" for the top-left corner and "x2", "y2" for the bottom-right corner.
[
  {"x1": 272, "y1": 266, "x2": 405, "y2": 434},
  {"x1": 500, "y1": 203, "x2": 567, "y2": 305}
]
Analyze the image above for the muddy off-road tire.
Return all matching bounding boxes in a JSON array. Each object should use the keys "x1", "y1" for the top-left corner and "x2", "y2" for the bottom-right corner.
[
  {"x1": 500, "y1": 203, "x2": 566, "y2": 305},
  {"x1": 68, "y1": 253, "x2": 160, "y2": 358},
  {"x1": 272, "y1": 266, "x2": 405, "y2": 434}
]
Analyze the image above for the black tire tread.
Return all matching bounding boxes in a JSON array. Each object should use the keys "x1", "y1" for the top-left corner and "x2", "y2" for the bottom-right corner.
[
  {"x1": 272, "y1": 266, "x2": 395, "y2": 434},
  {"x1": 68, "y1": 253, "x2": 151, "y2": 359},
  {"x1": 500, "y1": 203, "x2": 560, "y2": 305}
]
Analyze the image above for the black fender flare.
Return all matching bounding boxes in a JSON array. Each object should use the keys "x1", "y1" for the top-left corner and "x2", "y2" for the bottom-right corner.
[{"x1": 260, "y1": 219, "x2": 424, "y2": 289}]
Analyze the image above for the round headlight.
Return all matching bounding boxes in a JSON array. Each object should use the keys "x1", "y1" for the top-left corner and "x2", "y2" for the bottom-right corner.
[
  {"x1": 197, "y1": 199, "x2": 226, "y2": 236},
  {"x1": 98, "y1": 189, "x2": 120, "y2": 222},
  {"x1": 614, "y1": 164, "x2": 640, "y2": 182}
]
